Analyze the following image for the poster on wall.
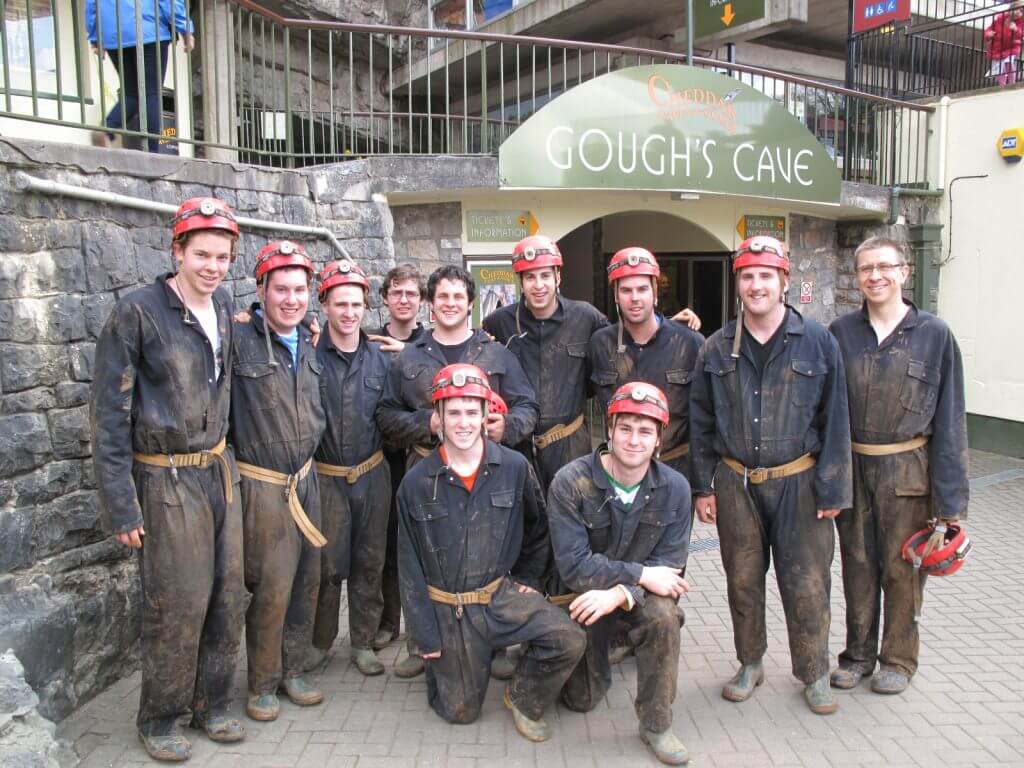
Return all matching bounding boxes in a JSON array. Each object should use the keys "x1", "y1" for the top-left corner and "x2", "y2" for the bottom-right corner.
[{"x1": 468, "y1": 260, "x2": 519, "y2": 327}]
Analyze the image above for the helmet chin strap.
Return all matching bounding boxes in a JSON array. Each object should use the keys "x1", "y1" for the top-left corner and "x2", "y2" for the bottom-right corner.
[{"x1": 731, "y1": 295, "x2": 743, "y2": 359}]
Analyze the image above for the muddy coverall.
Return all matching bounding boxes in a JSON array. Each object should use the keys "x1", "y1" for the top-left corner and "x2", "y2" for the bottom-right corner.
[
  {"x1": 829, "y1": 302, "x2": 968, "y2": 678},
  {"x1": 365, "y1": 323, "x2": 427, "y2": 642},
  {"x1": 377, "y1": 328, "x2": 539, "y2": 464},
  {"x1": 547, "y1": 449, "x2": 692, "y2": 732},
  {"x1": 397, "y1": 441, "x2": 586, "y2": 723},
  {"x1": 90, "y1": 274, "x2": 245, "y2": 737},
  {"x1": 590, "y1": 316, "x2": 704, "y2": 479},
  {"x1": 230, "y1": 310, "x2": 326, "y2": 695},
  {"x1": 483, "y1": 297, "x2": 609, "y2": 490},
  {"x1": 690, "y1": 307, "x2": 852, "y2": 684},
  {"x1": 311, "y1": 332, "x2": 393, "y2": 654}
]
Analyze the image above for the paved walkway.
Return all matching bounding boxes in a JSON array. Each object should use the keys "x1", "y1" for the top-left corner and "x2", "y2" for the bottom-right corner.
[{"x1": 60, "y1": 450, "x2": 1024, "y2": 768}]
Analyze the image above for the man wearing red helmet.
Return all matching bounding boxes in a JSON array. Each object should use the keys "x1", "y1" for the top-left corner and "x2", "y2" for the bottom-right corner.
[
  {"x1": 547, "y1": 382, "x2": 692, "y2": 765},
  {"x1": 828, "y1": 237, "x2": 968, "y2": 696},
  {"x1": 91, "y1": 197, "x2": 246, "y2": 760},
  {"x1": 230, "y1": 240, "x2": 327, "y2": 722},
  {"x1": 378, "y1": 264, "x2": 540, "y2": 678},
  {"x1": 690, "y1": 235, "x2": 852, "y2": 715},
  {"x1": 482, "y1": 235, "x2": 609, "y2": 490},
  {"x1": 306, "y1": 260, "x2": 394, "y2": 677},
  {"x1": 396, "y1": 364, "x2": 585, "y2": 739},
  {"x1": 589, "y1": 247, "x2": 704, "y2": 481}
]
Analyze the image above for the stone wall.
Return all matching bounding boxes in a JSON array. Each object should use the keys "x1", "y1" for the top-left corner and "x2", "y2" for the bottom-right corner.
[
  {"x1": 790, "y1": 192, "x2": 944, "y2": 325},
  {"x1": 0, "y1": 137, "x2": 397, "y2": 721}
]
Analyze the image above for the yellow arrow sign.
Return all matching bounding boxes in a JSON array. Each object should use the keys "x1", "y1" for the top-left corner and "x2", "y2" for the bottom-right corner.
[
  {"x1": 722, "y1": 3, "x2": 736, "y2": 25},
  {"x1": 518, "y1": 212, "x2": 540, "y2": 235},
  {"x1": 736, "y1": 216, "x2": 745, "y2": 238}
]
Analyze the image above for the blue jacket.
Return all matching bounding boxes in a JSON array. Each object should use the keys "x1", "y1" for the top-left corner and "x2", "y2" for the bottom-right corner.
[{"x1": 86, "y1": 0, "x2": 193, "y2": 49}]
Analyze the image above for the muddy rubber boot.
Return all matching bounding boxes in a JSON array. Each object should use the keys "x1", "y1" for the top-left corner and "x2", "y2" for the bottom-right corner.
[
  {"x1": 871, "y1": 668, "x2": 910, "y2": 695},
  {"x1": 639, "y1": 726, "x2": 690, "y2": 766},
  {"x1": 373, "y1": 628, "x2": 399, "y2": 651},
  {"x1": 246, "y1": 693, "x2": 280, "y2": 722},
  {"x1": 721, "y1": 660, "x2": 765, "y2": 702},
  {"x1": 304, "y1": 646, "x2": 328, "y2": 673},
  {"x1": 189, "y1": 713, "x2": 245, "y2": 743},
  {"x1": 138, "y1": 726, "x2": 192, "y2": 762},
  {"x1": 804, "y1": 674, "x2": 839, "y2": 715},
  {"x1": 503, "y1": 687, "x2": 551, "y2": 742},
  {"x1": 279, "y1": 676, "x2": 324, "y2": 707},
  {"x1": 393, "y1": 654, "x2": 425, "y2": 679},
  {"x1": 352, "y1": 647, "x2": 385, "y2": 676},
  {"x1": 830, "y1": 665, "x2": 871, "y2": 690},
  {"x1": 491, "y1": 648, "x2": 516, "y2": 681}
]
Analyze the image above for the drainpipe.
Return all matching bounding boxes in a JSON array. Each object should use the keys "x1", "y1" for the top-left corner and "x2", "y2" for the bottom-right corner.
[
  {"x1": 886, "y1": 96, "x2": 949, "y2": 225},
  {"x1": 13, "y1": 172, "x2": 349, "y2": 258}
]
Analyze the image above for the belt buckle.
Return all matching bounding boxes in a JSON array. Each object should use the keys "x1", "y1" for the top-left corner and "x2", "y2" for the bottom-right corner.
[
  {"x1": 198, "y1": 449, "x2": 213, "y2": 468},
  {"x1": 748, "y1": 466, "x2": 768, "y2": 483},
  {"x1": 455, "y1": 592, "x2": 464, "y2": 620}
]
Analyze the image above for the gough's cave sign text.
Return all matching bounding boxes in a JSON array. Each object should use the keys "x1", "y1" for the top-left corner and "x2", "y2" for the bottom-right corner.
[{"x1": 499, "y1": 66, "x2": 841, "y2": 206}]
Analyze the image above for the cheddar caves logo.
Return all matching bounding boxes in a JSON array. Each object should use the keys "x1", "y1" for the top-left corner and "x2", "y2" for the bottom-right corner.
[{"x1": 646, "y1": 75, "x2": 739, "y2": 134}]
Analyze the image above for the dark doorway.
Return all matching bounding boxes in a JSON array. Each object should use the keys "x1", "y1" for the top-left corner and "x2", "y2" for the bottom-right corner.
[{"x1": 594, "y1": 252, "x2": 734, "y2": 337}]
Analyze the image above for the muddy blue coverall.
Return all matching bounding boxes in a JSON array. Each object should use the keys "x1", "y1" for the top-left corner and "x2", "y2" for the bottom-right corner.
[
  {"x1": 230, "y1": 309, "x2": 326, "y2": 695},
  {"x1": 396, "y1": 441, "x2": 586, "y2": 723},
  {"x1": 830, "y1": 301, "x2": 968, "y2": 678},
  {"x1": 91, "y1": 274, "x2": 245, "y2": 737},
  {"x1": 690, "y1": 306, "x2": 852, "y2": 684},
  {"x1": 483, "y1": 296, "x2": 608, "y2": 490},
  {"x1": 547, "y1": 448, "x2": 692, "y2": 732}
]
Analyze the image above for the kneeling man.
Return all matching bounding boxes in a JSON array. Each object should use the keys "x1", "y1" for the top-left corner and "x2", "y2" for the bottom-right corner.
[
  {"x1": 396, "y1": 364, "x2": 585, "y2": 740},
  {"x1": 548, "y1": 382, "x2": 692, "y2": 765}
]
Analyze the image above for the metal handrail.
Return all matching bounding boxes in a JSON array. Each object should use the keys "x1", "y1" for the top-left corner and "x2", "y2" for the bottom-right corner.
[
  {"x1": 231, "y1": 0, "x2": 934, "y2": 112},
  {"x1": 0, "y1": 0, "x2": 936, "y2": 188}
]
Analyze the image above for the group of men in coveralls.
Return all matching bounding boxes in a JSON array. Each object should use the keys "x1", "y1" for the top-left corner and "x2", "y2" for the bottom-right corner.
[{"x1": 91, "y1": 194, "x2": 968, "y2": 765}]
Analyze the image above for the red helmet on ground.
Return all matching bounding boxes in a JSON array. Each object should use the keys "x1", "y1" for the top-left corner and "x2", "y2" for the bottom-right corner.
[
  {"x1": 607, "y1": 381, "x2": 670, "y2": 427},
  {"x1": 318, "y1": 259, "x2": 369, "y2": 301},
  {"x1": 255, "y1": 240, "x2": 314, "y2": 284},
  {"x1": 512, "y1": 235, "x2": 563, "y2": 273},
  {"x1": 488, "y1": 391, "x2": 509, "y2": 415},
  {"x1": 431, "y1": 363, "x2": 492, "y2": 404},
  {"x1": 171, "y1": 197, "x2": 239, "y2": 240},
  {"x1": 732, "y1": 236, "x2": 790, "y2": 274},
  {"x1": 901, "y1": 522, "x2": 971, "y2": 576},
  {"x1": 607, "y1": 247, "x2": 660, "y2": 284}
]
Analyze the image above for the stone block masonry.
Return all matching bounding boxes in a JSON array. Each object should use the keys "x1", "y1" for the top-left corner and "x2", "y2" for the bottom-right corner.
[{"x1": 0, "y1": 136, "x2": 402, "y2": 721}]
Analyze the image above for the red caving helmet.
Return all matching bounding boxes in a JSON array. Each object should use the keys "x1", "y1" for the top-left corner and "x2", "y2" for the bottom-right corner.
[
  {"x1": 512, "y1": 235, "x2": 563, "y2": 273},
  {"x1": 171, "y1": 197, "x2": 239, "y2": 241},
  {"x1": 607, "y1": 381, "x2": 670, "y2": 427},
  {"x1": 255, "y1": 240, "x2": 314, "y2": 284},
  {"x1": 431, "y1": 363, "x2": 492, "y2": 404},
  {"x1": 318, "y1": 259, "x2": 370, "y2": 302},
  {"x1": 901, "y1": 522, "x2": 972, "y2": 577},
  {"x1": 487, "y1": 391, "x2": 509, "y2": 415},
  {"x1": 732, "y1": 236, "x2": 790, "y2": 274},
  {"x1": 607, "y1": 246, "x2": 660, "y2": 284}
]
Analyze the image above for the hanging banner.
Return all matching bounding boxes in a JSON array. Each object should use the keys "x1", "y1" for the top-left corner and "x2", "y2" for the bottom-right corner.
[{"x1": 499, "y1": 65, "x2": 842, "y2": 205}]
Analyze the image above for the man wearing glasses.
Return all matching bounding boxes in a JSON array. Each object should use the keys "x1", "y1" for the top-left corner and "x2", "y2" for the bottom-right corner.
[
  {"x1": 690, "y1": 235, "x2": 852, "y2": 715},
  {"x1": 828, "y1": 237, "x2": 968, "y2": 696},
  {"x1": 365, "y1": 265, "x2": 429, "y2": 653}
]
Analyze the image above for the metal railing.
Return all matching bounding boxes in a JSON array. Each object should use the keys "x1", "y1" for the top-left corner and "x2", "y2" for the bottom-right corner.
[
  {"x1": 0, "y1": 0, "x2": 936, "y2": 187},
  {"x1": 848, "y1": 0, "x2": 1022, "y2": 98}
]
